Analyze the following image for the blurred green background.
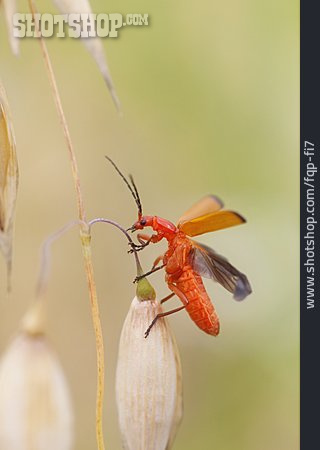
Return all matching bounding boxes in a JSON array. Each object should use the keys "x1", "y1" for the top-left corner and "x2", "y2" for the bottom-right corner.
[{"x1": 0, "y1": 0, "x2": 299, "y2": 449}]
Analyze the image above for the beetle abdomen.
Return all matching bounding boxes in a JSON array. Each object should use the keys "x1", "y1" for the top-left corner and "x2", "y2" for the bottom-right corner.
[{"x1": 174, "y1": 266, "x2": 220, "y2": 336}]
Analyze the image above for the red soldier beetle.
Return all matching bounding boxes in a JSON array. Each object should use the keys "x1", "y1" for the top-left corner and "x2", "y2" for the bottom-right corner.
[{"x1": 106, "y1": 157, "x2": 252, "y2": 337}]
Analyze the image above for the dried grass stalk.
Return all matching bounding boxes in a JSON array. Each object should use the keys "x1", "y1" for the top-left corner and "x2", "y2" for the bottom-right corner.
[
  {"x1": 0, "y1": 81, "x2": 19, "y2": 289},
  {"x1": 27, "y1": 1, "x2": 106, "y2": 446}
]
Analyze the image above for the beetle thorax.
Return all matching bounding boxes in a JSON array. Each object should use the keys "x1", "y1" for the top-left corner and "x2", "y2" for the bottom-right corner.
[{"x1": 152, "y1": 216, "x2": 178, "y2": 239}]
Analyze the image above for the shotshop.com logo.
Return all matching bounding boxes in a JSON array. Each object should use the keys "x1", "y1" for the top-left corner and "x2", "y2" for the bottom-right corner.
[{"x1": 13, "y1": 13, "x2": 149, "y2": 38}]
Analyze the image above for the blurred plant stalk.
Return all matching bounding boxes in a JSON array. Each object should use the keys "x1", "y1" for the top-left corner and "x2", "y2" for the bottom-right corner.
[
  {"x1": 2, "y1": 0, "x2": 19, "y2": 55},
  {"x1": 116, "y1": 275, "x2": 183, "y2": 450},
  {"x1": 0, "y1": 301, "x2": 74, "y2": 449},
  {"x1": 0, "y1": 81, "x2": 19, "y2": 291}
]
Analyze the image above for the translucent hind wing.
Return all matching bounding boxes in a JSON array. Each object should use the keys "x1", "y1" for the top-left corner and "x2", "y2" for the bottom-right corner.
[
  {"x1": 177, "y1": 195, "x2": 224, "y2": 226},
  {"x1": 179, "y1": 210, "x2": 245, "y2": 237},
  {"x1": 189, "y1": 242, "x2": 252, "y2": 301}
]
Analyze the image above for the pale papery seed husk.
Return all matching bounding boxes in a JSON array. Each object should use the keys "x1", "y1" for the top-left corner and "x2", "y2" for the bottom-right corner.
[
  {"x1": 0, "y1": 333, "x2": 74, "y2": 450},
  {"x1": 53, "y1": 0, "x2": 120, "y2": 110},
  {"x1": 116, "y1": 297, "x2": 183, "y2": 450},
  {"x1": 165, "y1": 328, "x2": 183, "y2": 450}
]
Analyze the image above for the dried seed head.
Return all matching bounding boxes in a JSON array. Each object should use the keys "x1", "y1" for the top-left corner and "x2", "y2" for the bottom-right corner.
[
  {"x1": 0, "y1": 304, "x2": 74, "y2": 449},
  {"x1": 0, "y1": 81, "x2": 19, "y2": 288},
  {"x1": 53, "y1": 0, "x2": 121, "y2": 111},
  {"x1": 116, "y1": 295, "x2": 183, "y2": 450}
]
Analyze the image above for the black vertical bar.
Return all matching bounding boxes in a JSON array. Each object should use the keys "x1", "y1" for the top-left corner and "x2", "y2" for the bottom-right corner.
[{"x1": 301, "y1": 1, "x2": 320, "y2": 449}]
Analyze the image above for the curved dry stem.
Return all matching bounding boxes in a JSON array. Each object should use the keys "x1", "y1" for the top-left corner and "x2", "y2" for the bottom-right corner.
[
  {"x1": 36, "y1": 220, "x2": 84, "y2": 298},
  {"x1": 89, "y1": 218, "x2": 142, "y2": 275},
  {"x1": 27, "y1": 1, "x2": 105, "y2": 448}
]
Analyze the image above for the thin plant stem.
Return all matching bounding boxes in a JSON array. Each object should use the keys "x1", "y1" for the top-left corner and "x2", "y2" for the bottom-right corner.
[
  {"x1": 27, "y1": 1, "x2": 106, "y2": 448},
  {"x1": 89, "y1": 218, "x2": 142, "y2": 275},
  {"x1": 36, "y1": 220, "x2": 84, "y2": 299},
  {"x1": 28, "y1": 0, "x2": 84, "y2": 220},
  {"x1": 37, "y1": 219, "x2": 142, "y2": 299}
]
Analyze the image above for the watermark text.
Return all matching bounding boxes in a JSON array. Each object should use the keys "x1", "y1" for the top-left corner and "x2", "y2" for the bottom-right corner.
[{"x1": 13, "y1": 13, "x2": 149, "y2": 38}]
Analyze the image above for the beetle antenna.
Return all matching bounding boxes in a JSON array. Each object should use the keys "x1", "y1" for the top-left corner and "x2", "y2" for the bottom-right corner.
[
  {"x1": 129, "y1": 174, "x2": 142, "y2": 217},
  {"x1": 105, "y1": 156, "x2": 142, "y2": 216}
]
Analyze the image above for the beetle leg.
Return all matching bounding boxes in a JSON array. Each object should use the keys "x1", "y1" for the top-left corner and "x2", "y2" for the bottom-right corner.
[
  {"x1": 144, "y1": 284, "x2": 189, "y2": 338},
  {"x1": 152, "y1": 254, "x2": 164, "y2": 270},
  {"x1": 160, "y1": 292, "x2": 175, "y2": 304},
  {"x1": 134, "y1": 255, "x2": 165, "y2": 283},
  {"x1": 134, "y1": 254, "x2": 166, "y2": 282},
  {"x1": 128, "y1": 233, "x2": 164, "y2": 253},
  {"x1": 137, "y1": 233, "x2": 152, "y2": 246},
  {"x1": 137, "y1": 233, "x2": 164, "y2": 245},
  {"x1": 128, "y1": 233, "x2": 152, "y2": 253},
  {"x1": 134, "y1": 263, "x2": 166, "y2": 283}
]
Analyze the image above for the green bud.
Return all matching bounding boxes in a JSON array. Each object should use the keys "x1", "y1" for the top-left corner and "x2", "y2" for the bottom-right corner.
[{"x1": 136, "y1": 276, "x2": 156, "y2": 302}]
